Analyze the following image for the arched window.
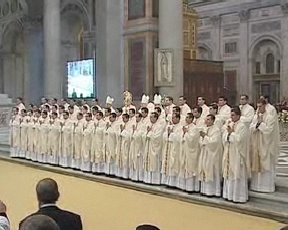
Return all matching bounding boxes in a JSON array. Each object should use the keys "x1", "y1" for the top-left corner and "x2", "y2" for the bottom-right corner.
[{"x1": 266, "y1": 53, "x2": 274, "y2": 74}]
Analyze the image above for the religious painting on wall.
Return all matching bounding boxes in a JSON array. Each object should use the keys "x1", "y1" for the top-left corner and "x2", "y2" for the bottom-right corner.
[
  {"x1": 128, "y1": 0, "x2": 146, "y2": 20},
  {"x1": 154, "y1": 49, "x2": 174, "y2": 87},
  {"x1": 128, "y1": 38, "x2": 146, "y2": 100}
]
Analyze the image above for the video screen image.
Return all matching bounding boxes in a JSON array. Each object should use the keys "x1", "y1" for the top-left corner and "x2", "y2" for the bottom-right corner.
[{"x1": 67, "y1": 59, "x2": 94, "y2": 98}]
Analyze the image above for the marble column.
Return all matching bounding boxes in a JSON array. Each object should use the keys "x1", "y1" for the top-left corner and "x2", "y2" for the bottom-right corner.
[
  {"x1": 281, "y1": 4, "x2": 288, "y2": 101},
  {"x1": 159, "y1": 0, "x2": 183, "y2": 99},
  {"x1": 44, "y1": 0, "x2": 62, "y2": 99},
  {"x1": 210, "y1": 15, "x2": 221, "y2": 61},
  {"x1": 238, "y1": 10, "x2": 251, "y2": 98}
]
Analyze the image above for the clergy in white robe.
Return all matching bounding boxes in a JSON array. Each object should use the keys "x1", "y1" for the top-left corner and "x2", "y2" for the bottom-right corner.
[
  {"x1": 141, "y1": 108, "x2": 151, "y2": 128},
  {"x1": 249, "y1": 99, "x2": 279, "y2": 193},
  {"x1": 60, "y1": 112, "x2": 74, "y2": 168},
  {"x1": 178, "y1": 113, "x2": 200, "y2": 192},
  {"x1": 16, "y1": 97, "x2": 26, "y2": 114},
  {"x1": 26, "y1": 116, "x2": 35, "y2": 160},
  {"x1": 208, "y1": 104, "x2": 223, "y2": 131},
  {"x1": 192, "y1": 107, "x2": 206, "y2": 130},
  {"x1": 72, "y1": 113, "x2": 85, "y2": 169},
  {"x1": 68, "y1": 106, "x2": 78, "y2": 121},
  {"x1": 222, "y1": 108, "x2": 250, "y2": 203},
  {"x1": 10, "y1": 107, "x2": 21, "y2": 157},
  {"x1": 217, "y1": 96, "x2": 231, "y2": 125},
  {"x1": 164, "y1": 96, "x2": 175, "y2": 117},
  {"x1": 239, "y1": 95, "x2": 255, "y2": 126},
  {"x1": 81, "y1": 113, "x2": 94, "y2": 172},
  {"x1": 143, "y1": 112, "x2": 165, "y2": 184},
  {"x1": 129, "y1": 113, "x2": 145, "y2": 181},
  {"x1": 32, "y1": 113, "x2": 42, "y2": 162},
  {"x1": 92, "y1": 111, "x2": 106, "y2": 173},
  {"x1": 104, "y1": 113, "x2": 118, "y2": 175},
  {"x1": 179, "y1": 96, "x2": 191, "y2": 117},
  {"x1": 161, "y1": 114, "x2": 183, "y2": 187},
  {"x1": 199, "y1": 114, "x2": 222, "y2": 197},
  {"x1": 197, "y1": 97, "x2": 210, "y2": 118},
  {"x1": 19, "y1": 112, "x2": 30, "y2": 158},
  {"x1": 116, "y1": 114, "x2": 133, "y2": 179},
  {"x1": 38, "y1": 112, "x2": 50, "y2": 163},
  {"x1": 48, "y1": 112, "x2": 61, "y2": 165}
]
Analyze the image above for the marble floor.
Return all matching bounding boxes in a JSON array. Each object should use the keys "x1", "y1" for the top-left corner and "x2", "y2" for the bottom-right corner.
[{"x1": 0, "y1": 160, "x2": 285, "y2": 230}]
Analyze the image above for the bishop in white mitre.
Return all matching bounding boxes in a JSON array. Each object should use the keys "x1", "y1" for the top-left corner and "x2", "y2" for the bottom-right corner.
[
  {"x1": 143, "y1": 112, "x2": 165, "y2": 185},
  {"x1": 161, "y1": 113, "x2": 183, "y2": 187},
  {"x1": 60, "y1": 112, "x2": 74, "y2": 168},
  {"x1": 92, "y1": 111, "x2": 106, "y2": 174},
  {"x1": 81, "y1": 113, "x2": 94, "y2": 172},
  {"x1": 104, "y1": 113, "x2": 118, "y2": 175},
  {"x1": 48, "y1": 112, "x2": 61, "y2": 165},
  {"x1": 249, "y1": 99, "x2": 279, "y2": 193},
  {"x1": 178, "y1": 113, "x2": 200, "y2": 192},
  {"x1": 116, "y1": 114, "x2": 133, "y2": 179},
  {"x1": 222, "y1": 108, "x2": 250, "y2": 203},
  {"x1": 38, "y1": 112, "x2": 50, "y2": 163},
  {"x1": 198, "y1": 114, "x2": 223, "y2": 197},
  {"x1": 72, "y1": 113, "x2": 85, "y2": 169},
  {"x1": 10, "y1": 107, "x2": 21, "y2": 158},
  {"x1": 106, "y1": 96, "x2": 116, "y2": 113},
  {"x1": 129, "y1": 113, "x2": 145, "y2": 181}
]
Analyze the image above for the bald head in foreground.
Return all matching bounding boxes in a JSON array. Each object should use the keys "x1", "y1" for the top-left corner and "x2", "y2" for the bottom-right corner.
[
  {"x1": 19, "y1": 178, "x2": 82, "y2": 230},
  {"x1": 20, "y1": 215, "x2": 60, "y2": 230},
  {"x1": 136, "y1": 225, "x2": 161, "y2": 230}
]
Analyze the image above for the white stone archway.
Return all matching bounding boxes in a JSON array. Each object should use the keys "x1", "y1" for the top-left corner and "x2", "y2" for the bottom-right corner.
[
  {"x1": 197, "y1": 44, "x2": 212, "y2": 60},
  {"x1": 2, "y1": 20, "x2": 25, "y2": 100},
  {"x1": 251, "y1": 37, "x2": 281, "y2": 104}
]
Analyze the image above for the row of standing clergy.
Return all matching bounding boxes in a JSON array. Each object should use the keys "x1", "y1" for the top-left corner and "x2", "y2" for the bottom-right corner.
[{"x1": 9, "y1": 99, "x2": 279, "y2": 203}]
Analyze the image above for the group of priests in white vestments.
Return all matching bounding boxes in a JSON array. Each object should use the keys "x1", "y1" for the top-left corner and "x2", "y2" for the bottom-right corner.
[{"x1": 9, "y1": 93, "x2": 279, "y2": 203}]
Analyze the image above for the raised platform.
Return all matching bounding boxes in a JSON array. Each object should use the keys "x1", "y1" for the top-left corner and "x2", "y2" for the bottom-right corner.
[{"x1": 1, "y1": 152, "x2": 288, "y2": 224}]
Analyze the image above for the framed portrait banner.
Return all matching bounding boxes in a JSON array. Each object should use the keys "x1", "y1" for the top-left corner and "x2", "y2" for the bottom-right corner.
[{"x1": 154, "y1": 49, "x2": 174, "y2": 87}]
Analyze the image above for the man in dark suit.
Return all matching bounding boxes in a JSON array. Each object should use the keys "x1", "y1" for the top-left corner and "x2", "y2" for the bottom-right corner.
[
  {"x1": 136, "y1": 225, "x2": 160, "y2": 230},
  {"x1": 19, "y1": 178, "x2": 82, "y2": 230}
]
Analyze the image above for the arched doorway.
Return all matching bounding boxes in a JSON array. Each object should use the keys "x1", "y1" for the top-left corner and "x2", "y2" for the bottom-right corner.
[
  {"x1": 2, "y1": 20, "x2": 25, "y2": 100},
  {"x1": 60, "y1": 3, "x2": 90, "y2": 97},
  {"x1": 252, "y1": 39, "x2": 281, "y2": 104},
  {"x1": 197, "y1": 45, "x2": 212, "y2": 60}
]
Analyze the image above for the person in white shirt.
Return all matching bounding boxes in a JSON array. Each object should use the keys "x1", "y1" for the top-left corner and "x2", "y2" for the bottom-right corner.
[
  {"x1": 178, "y1": 96, "x2": 191, "y2": 117},
  {"x1": 239, "y1": 94, "x2": 255, "y2": 126},
  {"x1": 60, "y1": 98, "x2": 70, "y2": 111},
  {"x1": 208, "y1": 103, "x2": 222, "y2": 130},
  {"x1": 70, "y1": 99, "x2": 80, "y2": 114},
  {"x1": 0, "y1": 201, "x2": 9, "y2": 230},
  {"x1": 217, "y1": 96, "x2": 231, "y2": 125},
  {"x1": 197, "y1": 96, "x2": 210, "y2": 118}
]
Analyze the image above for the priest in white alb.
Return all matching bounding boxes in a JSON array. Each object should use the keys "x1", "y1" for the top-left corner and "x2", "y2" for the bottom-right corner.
[
  {"x1": 19, "y1": 109, "x2": 29, "y2": 158},
  {"x1": 92, "y1": 111, "x2": 106, "y2": 173},
  {"x1": 116, "y1": 114, "x2": 133, "y2": 179},
  {"x1": 222, "y1": 107, "x2": 250, "y2": 203},
  {"x1": 161, "y1": 113, "x2": 182, "y2": 187},
  {"x1": 81, "y1": 113, "x2": 94, "y2": 172},
  {"x1": 217, "y1": 96, "x2": 231, "y2": 125},
  {"x1": 199, "y1": 114, "x2": 222, "y2": 197},
  {"x1": 143, "y1": 112, "x2": 165, "y2": 184},
  {"x1": 178, "y1": 113, "x2": 200, "y2": 192},
  {"x1": 48, "y1": 112, "x2": 61, "y2": 165},
  {"x1": 104, "y1": 113, "x2": 118, "y2": 175},
  {"x1": 72, "y1": 113, "x2": 85, "y2": 169},
  {"x1": 197, "y1": 97, "x2": 210, "y2": 118},
  {"x1": 60, "y1": 112, "x2": 74, "y2": 168},
  {"x1": 38, "y1": 111, "x2": 50, "y2": 163},
  {"x1": 129, "y1": 113, "x2": 145, "y2": 181},
  {"x1": 10, "y1": 107, "x2": 21, "y2": 158},
  {"x1": 250, "y1": 99, "x2": 279, "y2": 193},
  {"x1": 192, "y1": 107, "x2": 206, "y2": 129},
  {"x1": 178, "y1": 96, "x2": 191, "y2": 117},
  {"x1": 239, "y1": 94, "x2": 255, "y2": 126}
]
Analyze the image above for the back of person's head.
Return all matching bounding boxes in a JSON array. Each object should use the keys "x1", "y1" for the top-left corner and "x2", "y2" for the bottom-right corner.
[
  {"x1": 136, "y1": 225, "x2": 160, "y2": 230},
  {"x1": 20, "y1": 215, "x2": 60, "y2": 230},
  {"x1": 36, "y1": 178, "x2": 59, "y2": 205}
]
